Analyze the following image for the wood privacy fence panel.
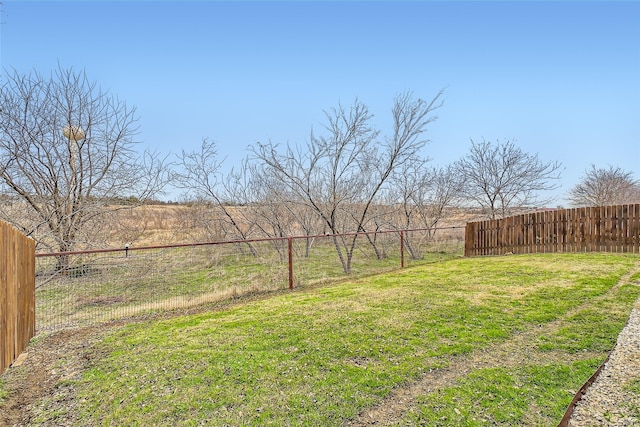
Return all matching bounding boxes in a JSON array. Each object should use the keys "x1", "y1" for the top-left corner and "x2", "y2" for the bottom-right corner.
[
  {"x1": 0, "y1": 220, "x2": 36, "y2": 374},
  {"x1": 464, "y1": 204, "x2": 640, "y2": 257}
]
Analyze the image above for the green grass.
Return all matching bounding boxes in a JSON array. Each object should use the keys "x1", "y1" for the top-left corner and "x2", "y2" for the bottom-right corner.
[
  {"x1": 627, "y1": 378, "x2": 640, "y2": 394},
  {"x1": 624, "y1": 377, "x2": 640, "y2": 419},
  {"x1": 35, "y1": 237, "x2": 462, "y2": 330},
  {"x1": 0, "y1": 379, "x2": 7, "y2": 405},
  {"x1": 32, "y1": 253, "x2": 640, "y2": 425},
  {"x1": 403, "y1": 360, "x2": 602, "y2": 426}
]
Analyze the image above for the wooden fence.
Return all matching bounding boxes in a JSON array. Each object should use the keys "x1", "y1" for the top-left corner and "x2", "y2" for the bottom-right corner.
[
  {"x1": 0, "y1": 220, "x2": 36, "y2": 374},
  {"x1": 465, "y1": 204, "x2": 640, "y2": 256}
]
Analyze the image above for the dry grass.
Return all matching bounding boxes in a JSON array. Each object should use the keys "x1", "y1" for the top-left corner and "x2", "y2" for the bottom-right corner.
[{"x1": 102, "y1": 203, "x2": 473, "y2": 248}]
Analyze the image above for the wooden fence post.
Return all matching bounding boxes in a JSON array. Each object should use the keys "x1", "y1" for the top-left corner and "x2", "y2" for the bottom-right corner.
[{"x1": 1, "y1": 220, "x2": 35, "y2": 374}]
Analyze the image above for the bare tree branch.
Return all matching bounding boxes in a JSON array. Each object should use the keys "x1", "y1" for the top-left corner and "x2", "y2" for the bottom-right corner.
[
  {"x1": 0, "y1": 66, "x2": 171, "y2": 267},
  {"x1": 567, "y1": 164, "x2": 640, "y2": 206},
  {"x1": 454, "y1": 138, "x2": 563, "y2": 219},
  {"x1": 251, "y1": 91, "x2": 444, "y2": 273}
]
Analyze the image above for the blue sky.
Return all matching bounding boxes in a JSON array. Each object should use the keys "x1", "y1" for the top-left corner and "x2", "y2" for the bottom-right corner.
[{"x1": 1, "y1": 1, "x2": 639, "y2": 205}]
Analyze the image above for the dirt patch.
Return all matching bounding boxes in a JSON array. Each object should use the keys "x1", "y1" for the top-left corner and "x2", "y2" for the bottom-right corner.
[{"x1": 0, "y1": 326, "x2": 110, "y2": 426}]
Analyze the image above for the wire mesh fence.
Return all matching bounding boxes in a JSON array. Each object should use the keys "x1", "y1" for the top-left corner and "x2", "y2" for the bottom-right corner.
[{"x1": 35, "y1": 227, "x2": 465, "y2": 333}]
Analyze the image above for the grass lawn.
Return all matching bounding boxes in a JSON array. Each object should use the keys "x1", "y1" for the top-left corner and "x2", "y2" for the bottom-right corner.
[
  {"x1": 30, "y1": 253, "x2": 640, "y2": 425},
  {"x1": 35, "y1": 237, "x2": 460, "y2": 331}
]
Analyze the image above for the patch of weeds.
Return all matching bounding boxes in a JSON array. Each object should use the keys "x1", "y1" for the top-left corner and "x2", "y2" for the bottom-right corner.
[
  {"x1": 622, "y1": 377, "x2": 640, "y2": 419},
  {"x1": 0, "y1": 379, "x2": 8, "y2": 405},
  {"x1": 403, "y1": 359, "x2": 601, "y2": 426},
  {"x1": 626, "y1": 378, "x2": 640, "y2": 394}
]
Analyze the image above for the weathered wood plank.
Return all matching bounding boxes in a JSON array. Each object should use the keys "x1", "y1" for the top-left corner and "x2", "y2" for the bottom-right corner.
[
  {"x1": 1, "y1": 220, "x2": 36, "y2": 374},
  {"x1": 463, "y1": 204, "x2": 640, "y2": 257}
]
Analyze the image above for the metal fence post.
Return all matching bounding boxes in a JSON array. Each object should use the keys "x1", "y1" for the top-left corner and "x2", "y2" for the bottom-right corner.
[
  {"x1": 288, "y1": 237, "x2": 294, "y2": 290},
  {"x1": 400, "y1": 230, "x2": 405, "y2": 268}
]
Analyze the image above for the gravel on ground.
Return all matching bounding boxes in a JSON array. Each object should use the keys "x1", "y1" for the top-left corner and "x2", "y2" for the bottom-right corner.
[{"x1": 568, "y1": 301, "x2": 640, "y2": 427}]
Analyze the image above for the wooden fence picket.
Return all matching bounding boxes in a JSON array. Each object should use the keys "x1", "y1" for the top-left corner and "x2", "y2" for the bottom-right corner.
[{"x1": 464, "y1": 204, "x2": 640, "y2": 257}]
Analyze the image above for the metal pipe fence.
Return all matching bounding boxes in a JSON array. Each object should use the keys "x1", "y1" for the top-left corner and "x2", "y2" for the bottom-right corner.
[{"x1": 34, "y1": 227, "x2": 465, "y2": 333}]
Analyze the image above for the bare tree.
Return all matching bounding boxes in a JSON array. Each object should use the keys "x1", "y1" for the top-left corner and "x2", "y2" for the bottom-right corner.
[
  {"x1": 230, "y1": 162, "x2": 324, "y2": 260},
  {"x1": 0, "y1": 66, "x2": 169, "y2": 269},
  {"x1": 253, "y1": 91, "x2": 444, "y2": 273},
  {"x1": 416, "y1": 165, "x2": 464, "y2": 229},
  {"x1": 567, "y1": 164, "x2": 640, "y2": 207},
  {"x1": 173, "y1": 199, "x2": 226, "y2": 242},
  {"x1": 174, "y1": 139, "x2": 259, "y2": 255},
  {"x1": 241, "y1": 163, "x2": 315, "y2": 261},
  {"x1": 453, "y1": 139, "x2": 563, "y2": 219},
  {"x1": 385, "y1": 160, "x2": 463, "y2": 259}
]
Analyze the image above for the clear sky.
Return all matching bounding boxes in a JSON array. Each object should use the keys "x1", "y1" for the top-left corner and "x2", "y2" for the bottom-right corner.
[{"x1": 1, "y1": 1, "x2": 639, "y2": 205}]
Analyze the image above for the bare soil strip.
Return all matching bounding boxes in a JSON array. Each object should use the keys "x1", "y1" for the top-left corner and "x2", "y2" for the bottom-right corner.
[{"x1": 0, "y1": 327, "x2": 105, "y2": 426}]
